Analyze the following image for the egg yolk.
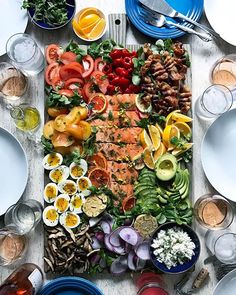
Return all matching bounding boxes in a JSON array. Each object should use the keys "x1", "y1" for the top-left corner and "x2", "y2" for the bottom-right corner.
[
  {"x1": 55, "y1": 198, "x2": 69, "y2": 212},
  {"x1": 63, "y1": 183, "x2": 76, "y2": 194},
  {"x1": 46, "y1": 209, "x2": 58, "y2": 221},
  {"x1": 47, "y1": 154, "x2": 60, "y2": 166},
  {"x1": 45, "y1": 186, "x2": 57, "y2": 199},
  {"x1": 51, "y1": 169, "x2": 63, "y2": 183},
  {"x1": 72, "y1": 197, "x2": 83, "y2": 209},
  {"x1": 71, "y1": 166, "x2": 83, "y2": 178},
  {"x1": 65, "y1": 213, "x2": 79, "y2": 227},
  {"x1": 78, "y1": 178, "x2": 89, "y2": 190}
]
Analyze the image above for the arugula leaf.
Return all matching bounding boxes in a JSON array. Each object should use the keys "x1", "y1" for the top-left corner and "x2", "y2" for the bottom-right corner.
[
  {"x1": 87, "y1": 39, "x2": 116, "y2": 60},
  {"x1": 63, "y1": 150, "x2": 81, "y2": 166},
  {"x1": 82, "y1": 128, "x2": 97, "y2": 157},
  {"x1": 41, "y1": 136, "x2": 54, "y2": 153},
  {"x1": 46, "y1": 88, "x2": 84, "y2": 108},
  {"x1": 65, "y1": 40, "x2": 86, "y2": 62},
  {"x1": 136, "y1": 112, "x2": 166, "y2": 129}
]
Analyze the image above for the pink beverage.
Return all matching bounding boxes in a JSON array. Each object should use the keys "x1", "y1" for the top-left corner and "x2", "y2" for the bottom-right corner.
[{"x1": 136, "y1": 272, "x2": 169, "y2": 295}]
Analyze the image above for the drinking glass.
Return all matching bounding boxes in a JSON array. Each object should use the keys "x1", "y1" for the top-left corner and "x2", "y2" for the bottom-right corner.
[
  {"x1": 4, "y1": 200, "x2": 43, "y2": 235},
  {"x1": 6, "y1": 33, "x2": 44, "y2": 75},
  {"x1": 194, "y1": 194, "x2": 234, "y2": 230},
  {"x1": 194, "y1": 84, "x2": 233, "y2": 120},
  {"x1": 205, "y1": 230, "x2": 236, "y2": 264},
  {"x1": 210, "y1": 54, "x2": 236, "y2": 89},
  {"x1": 0, "y1": 227, "x2": 28, "y2": 266},
  {"x1": 0, "y1": 62, "x2": 28, "y2": 101}
]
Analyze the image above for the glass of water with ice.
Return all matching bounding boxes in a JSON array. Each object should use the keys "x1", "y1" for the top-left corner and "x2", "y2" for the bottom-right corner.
[
  {"x1": 205, "y1": 229, "x2": 236, "y2": 264},
  {"x1": 6, "y1": 33, "x2": 44, "y2": 75},
  {"x1": 194, "y1": 84, "x2": 233, "y2": 120},
  {"x1": 4, "y1": 199, "x2": 43, "y2": 235}
]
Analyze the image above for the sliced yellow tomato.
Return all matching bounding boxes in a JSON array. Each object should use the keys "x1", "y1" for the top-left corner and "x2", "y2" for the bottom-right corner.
[
  {"x1": 51, "y1": 132, "x2": 75, "y2": 148},
  {"x1": 66, "y1": 107, "x2": 82, "y2": 124},
  {"x1": 148, "y1": 125, "x2": 161, "y2": 151},
  {"x1": 54, "y1": 146, "x2": 71, "y2": 155},
  {"x1": 47, "y1": 107, "x2": 69, "y2": 118},
  {"x1": 77, "y1": 106, "x2": 89, "y2": 120},
  {"x1": 54, "y1": 115, "x2": 70, "y2": 132},
  {"x1": 43, "y1": 120, "x2": 55, "y2": 139},
  {"x1": 66, "y1": 121, "x2": 91, "y2": 140}
]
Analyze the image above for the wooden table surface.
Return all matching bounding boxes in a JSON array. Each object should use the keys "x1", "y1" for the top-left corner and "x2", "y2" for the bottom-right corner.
[{"x1": 1, "y1": 1, "x2": 236, "y2": 294}]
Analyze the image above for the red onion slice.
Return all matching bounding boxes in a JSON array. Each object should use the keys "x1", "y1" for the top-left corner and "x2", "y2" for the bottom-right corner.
[
  {"x1": 110, "y1": 256, "x2": 128, "y2": 275},
  {"x1": 92, "y1": 237, "x2": 102, "y2": 250},
  {"x1": 127, "y1": 250, "x2": 136, "y2": 271},
  {"x1": 109, "y1": 228, "x2": 123, "y2": 247},
  {"x1": 101, "y1": 220, "x2": 112, "y2": 234},
  {"x1": 104, "y1": 234, "x2": 115, "y2": 252},
  {"x1": 135, "y1": 241, "x2": 150, "y2": 260},
  {"x1": 119, "y1": 227, "x2": 139, "y2": 246}
]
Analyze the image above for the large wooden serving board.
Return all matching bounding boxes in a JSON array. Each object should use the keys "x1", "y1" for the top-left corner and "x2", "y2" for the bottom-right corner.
[{"x1": 43, "y1": 13, "x2": 192, "y2": 277}]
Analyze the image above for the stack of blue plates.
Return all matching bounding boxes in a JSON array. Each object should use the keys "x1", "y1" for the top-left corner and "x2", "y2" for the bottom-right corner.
[{"x1": 39, "y1": 277, "x2": 104, "y2": 295}]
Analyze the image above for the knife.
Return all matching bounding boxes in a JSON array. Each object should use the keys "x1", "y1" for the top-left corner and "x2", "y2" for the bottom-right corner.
[{"x1": 138, "y1": 0, "x2": 220, "y2": 39}]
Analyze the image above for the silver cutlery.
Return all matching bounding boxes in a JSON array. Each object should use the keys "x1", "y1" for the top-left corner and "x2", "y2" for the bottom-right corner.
[
  {"x1": 140, "y1": 9, "x2": 212, "y2": 42},
  {"x1": 138, "y1": 0, "x2": 220, "y2": 39}
]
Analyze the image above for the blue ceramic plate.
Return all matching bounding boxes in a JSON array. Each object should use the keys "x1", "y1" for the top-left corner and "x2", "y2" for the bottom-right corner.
[
  {"x1": 149, "y1": 222, "x2": 200, "y2": 274},
  {"x1": 39, "y1": 277, "x2": 104, "y2": 295},
  {"x1": 125, "y1": 0, "x2": 204, "y2": 39},
  {"x1": 28, "y1": 0, "x2": 75, "y2": 30}
]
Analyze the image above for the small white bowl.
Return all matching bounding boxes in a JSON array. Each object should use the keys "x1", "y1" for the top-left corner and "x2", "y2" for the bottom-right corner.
[{"x1": 72, "y1": 7, "x2": 106, "y2": 42}]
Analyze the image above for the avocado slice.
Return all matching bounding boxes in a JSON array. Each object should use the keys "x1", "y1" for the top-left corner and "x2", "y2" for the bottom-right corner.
[{"x1": 155, "y1": 153, "x2": 177, "y2": 181}]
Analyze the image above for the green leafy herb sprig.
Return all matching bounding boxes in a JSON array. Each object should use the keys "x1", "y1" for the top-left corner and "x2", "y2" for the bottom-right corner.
[
  {"x1": 22, "y1": 0, "x2": 69, "y2": 27},
  {"x1": 65, "y1": 40, "x2": 86, "y2": 62},
  {"x1": 136, "y1": 112, "x2": 166, "y2": 129},
  {"x1": 87, "y1": 39, "x2": 119, "y2": 62}
]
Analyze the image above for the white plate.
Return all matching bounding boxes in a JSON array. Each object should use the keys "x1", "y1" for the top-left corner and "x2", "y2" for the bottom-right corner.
[
  {"x1": 0, "y1": 127, "x2": 28, "y2": 215},
  {"x1": 205, "y1": 0, "x2": 236, "y2": 46},
  {"x1": 201, "y1": 109, "x2": 236, "y2": 202},
  {"x1": 0, "y1": 0, "x2": 28, "y2": 56},
  {"x1": 214, "y1": 268, "x2": 236, "y2": 295}
]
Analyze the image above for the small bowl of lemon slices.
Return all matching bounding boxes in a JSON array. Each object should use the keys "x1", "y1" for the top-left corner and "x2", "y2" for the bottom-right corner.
[{"x1": 72, "y1": 7, "x2": 106, "y2": 42}]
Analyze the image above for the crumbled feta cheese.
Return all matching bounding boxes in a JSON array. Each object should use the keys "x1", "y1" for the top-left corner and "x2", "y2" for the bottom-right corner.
[{"x1": 151, "y1": 227, "x2": 196, "y2": 269}]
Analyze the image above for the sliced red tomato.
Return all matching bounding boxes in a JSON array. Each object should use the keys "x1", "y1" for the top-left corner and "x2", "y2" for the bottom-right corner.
[
  {"x1": 89, "y1": 93, "x2": 107, "y2": 113},
  {"x1": 82, "y1": 55, "x2": 95, "y2": 78},
  {"x1": 88, "y1": 152, "x2": 107, "y2": 170},
  {"x1": 64, "y1": 78, "x2": 84, "y2": 90},
  {"x1": 60, "y1": 51, "x2": 77, "y2": 64},
  {"x1": 91, "y1": 71, "x2": 109, "y2": 94},
  {"x1": 46, "y1": 44, "x2": 62, "y2": 64},
  {"x1": 59, "y1": 64, "x2": 83, "y2": 81},
  {"x1": 58, "y1": 89, "x2": 74, "y2": 97},
  {"x1": 122, "y1": 196, "x2": 136, "y2": 212},
  {"x1": 88, "y1": 168, "x2": 110, "y2": 188},
  {"x1": 45, "y1": 62, "x2": 60, "y2": 85},
  {"x1": 94, "y1": 57, "x2": 106, "y2": 72},
  {"x1": 83, "y1": 81, "x2": 96, "y2": 102}
]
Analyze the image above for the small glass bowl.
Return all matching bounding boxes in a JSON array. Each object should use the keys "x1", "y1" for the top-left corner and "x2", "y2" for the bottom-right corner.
[{"x1": 194, "y1": 194, "x2": 234, "y2": 230}]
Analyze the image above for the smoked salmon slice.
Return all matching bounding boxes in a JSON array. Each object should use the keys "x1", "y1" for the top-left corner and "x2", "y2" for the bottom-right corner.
[
  {"x1": 96, "y1": 143, "x2": 143, "y2": 162},
  {"x1": 96, "y1": 127, "x2": 142, "y2": 144},
  {"x1": 110, "y1": 183, "x2": 134, "y2": 199},
  {"x1": 91, "y1": 110, "x2": 140, "y2": 127},
  {"x1": 107, "y1": 161, "x2": 138, "y2": 184},
  {"x1": 106, "y1": 94, "x2": 137, "y2": 111}
]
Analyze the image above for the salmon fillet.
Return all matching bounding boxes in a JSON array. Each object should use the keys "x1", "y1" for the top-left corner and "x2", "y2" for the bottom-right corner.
[
  {"x1": 107, "y1": 161, "x2": 138, "y2": 184},
  {"x1": 91, "y1": 110, "x2": 140, "y2": 127},
  {"x1": 96, "y1": 127, "x2": 142, "y2": 144},
  {"x1": 110, "y1": 183, "x2": 134, "y2": 198},
  {"x1": 96, "y1": 143, "x2": 143, "y2": 162},
  {"x1": 106, "y1": 94, "x2": 137, "y2": 111}
]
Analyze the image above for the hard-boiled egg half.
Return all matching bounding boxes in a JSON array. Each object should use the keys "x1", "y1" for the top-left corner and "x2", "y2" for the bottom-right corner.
[
  {"x1": 49, "y1": 165, "x2": 70, "y2": 183},
  {"x1": 77, "y1": 177, "x2": 92, "y2": 196},
  {"x1": 58, "y1": 180, "x2": 77, "y2": 195},
  {"x1": 43, "y1": 153, "x2": 63, "y2": 170},
  {"x1": 69, "y1": 159, "x2": 88, "y2": 179},
  {"x1": 60, "y1": 211, "x2": 80, "y2": 229},
  {"x1": 54, "y1": 194, "x2": 70, "y2": 213},
  {"x1": 44, "y1": 183, "x2": 58, "y2": 203},
  {"x1": 43, "y1": 206, "x2": 59, "y2": 227},
  {"x1": 70, "y1": 193, "x2": 85, "y2": 214}
]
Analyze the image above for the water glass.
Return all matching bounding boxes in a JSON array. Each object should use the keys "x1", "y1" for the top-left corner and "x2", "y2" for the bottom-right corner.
[
  {"x1": 205, "y1": 230, "x2": 236, "y2": 264},
  {"x1": 0, "y1": 62, "x2": 28, "y2": 101},
  {"x1": 0, "y1": 227, "x2": 27, "y2": 266},
  {"x1": 194, "y1": 84, "x2": 233, "y2": 120},
  {"x1": 4, "y1": 200, "x2": 43, "y2": 235},
  {"x1": 6, "y1": 33, "x2": 44, "y2": 75}
]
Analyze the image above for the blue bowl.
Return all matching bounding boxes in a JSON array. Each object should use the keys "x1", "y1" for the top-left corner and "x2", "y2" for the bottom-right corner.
[
  {"x1": 149, "y1": 222, "x2": 201, "y2": 274},
  {"x1": 28, "y1": 0, "x2": 75, "y2": 30},
  {"x1": 38, "y1": 277, "x2": 104, "y2": 295}
]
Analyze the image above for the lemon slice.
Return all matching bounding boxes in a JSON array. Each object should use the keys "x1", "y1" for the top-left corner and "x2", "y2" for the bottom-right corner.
[
  {"x1": 165, "y1": 110, "x2": 181, "y2": 126},
  {"x1": 135, "y1": 95, "x2": 152, "y2": 113},
  {"x1": 172, "y1": 143, "x2": 194, "y2": 156},
  {"x1": 78, "y1": 8, "x2": 99, "y2": 23},
  {"x1": 172, "y1": 112, "x2": 192, "y2": 123},
  {"x1": 173, "y1": 121, "x2": 192, "y2": 139},
  {"x1": 139, "y1": 129, "x2": 153, "y2": 149},
  {"x1": 163, "y1": 125, "x2": 180, "y2": 150},
  {"x1": 72, "y1": 19, "x2": 87, "y2": 38},
  {"x1": 148, "y1": 125, "x2": 161, "y2": 151},
  {"x1": 153, "y1": 142, "x2": 166, "y2": 162},
  {"x1": 79, "y1": 13, "x2": 101, "y2": 27},
  {"x1": 143, "y1": 148, "x2": 155, "y2": 170},
  {"x1": 87, "y1": 18, "x2": 106, "y2": 39},
  {"x1": 155, "y1": 122, "x2": 164, "y2": 137}
]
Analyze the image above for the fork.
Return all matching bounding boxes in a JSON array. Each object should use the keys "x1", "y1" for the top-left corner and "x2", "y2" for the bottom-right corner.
[{"x1": 140, "y1": 8, "x2": 212, "y2": 42}]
